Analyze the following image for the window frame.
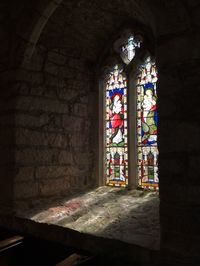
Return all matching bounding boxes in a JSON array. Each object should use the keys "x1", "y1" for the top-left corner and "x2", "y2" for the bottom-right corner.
[{"x1": 97, "y1": 30, "x2": 157, "y2": 189}]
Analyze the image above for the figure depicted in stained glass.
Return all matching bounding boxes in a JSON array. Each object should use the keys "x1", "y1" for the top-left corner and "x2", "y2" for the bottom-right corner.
[
  {"x1": 137, "y1": 57, "x2": 159, "y2": 191},
  {"x1": 105, "y1": 65, "x2": 128, "y2": 187},
  {"x1": 109, "y1": 92, "x2": 124, "y2": 145},
  {"x1": 139, "y1": 57, "x2": 157, "y2": 85},
  {"x1": 142, "y1": 86, "x2": 157, "y2": 145}
]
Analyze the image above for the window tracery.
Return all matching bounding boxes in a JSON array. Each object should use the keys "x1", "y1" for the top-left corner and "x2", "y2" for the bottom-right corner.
[{"x1": 103, "y1": 34, "x2": 158, "y2": 190}]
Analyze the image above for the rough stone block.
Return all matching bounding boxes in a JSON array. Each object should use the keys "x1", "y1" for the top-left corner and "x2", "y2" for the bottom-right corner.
[
  {"x1": 45, "y1": 61, "x2": 59, "y2": 75},
  {"x1": 39, "y1": 177, "x2": 70, "y2": 197},
  {"x1": 17, "y1": 69, "x2": 43, "y2": 84},
  {"x1": 16, "y1": 128, "x2": 68, "y2": 148},
  {"x1": 73, "y1": 152, "x2": 93, "y2": 166},
  {"x1": 80, "y1": 95, "x2": 88, "y2": 104},
  {"x1": 15, "y1": 113, "x2": 49, "y2": 128},
  {"x1": 62, "y1": 115, "x2": 83, "y2": 132},
  {"x1": 58, "y1": 151, "x2": 73, "y2": 165},
  {"x1": 73, "y1": 103, "x2": 88, "y2": 117},
  {"x1": 58, "y1": 88, "x2": 78, "y2": 101},
  {"x1": 30, "y1": 86, "x2": 45, "y2": 96},
  {"x1": 16, "y1": 96, "x2": 69, "y2": 114},
  {"x1": 17, "y1": 82, "x2": 30, "y2": 95},
  {"x1": 27, "y1": 48, "x2": 44, "y2": 72},
  {"x1": 14, "y1": 181, "x2": 39, "y2": 199},
  {"x1": 15, "y1": 166, "x2": 34, "y2": 181},
  {"x1": 36, "y1": 165, "x2": 68, "y2": 179},
  {"x1": 48, "y1": 50, "x2": 66, "y2": 65},
  {"x1": 15, "y1": 148, "x2": 57, "y2": 165},
  {"x1": 70, "y1": 133, "x2": 89, "y2": 147},
  {"x1": 67, "y1": 165, "x2": 89, "y2": 176}
]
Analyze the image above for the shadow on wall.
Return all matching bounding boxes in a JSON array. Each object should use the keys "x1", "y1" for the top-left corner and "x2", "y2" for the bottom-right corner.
[{"x1": 0, "y1": 83, "x2": 16, "y2": 214}]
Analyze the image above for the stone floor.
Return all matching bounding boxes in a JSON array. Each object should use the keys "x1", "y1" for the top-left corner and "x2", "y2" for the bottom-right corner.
[{"x1": 16, "y1": 187, "x2": 160, "y2": 250}]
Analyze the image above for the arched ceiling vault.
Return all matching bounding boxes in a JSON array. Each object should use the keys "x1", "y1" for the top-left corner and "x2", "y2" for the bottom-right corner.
[
  {"x1": 3, "y1": 0, "x2": 195, "y2": 70},
  {"x1": 20, "y1": 0, "x2": 157, "y2": 68}
]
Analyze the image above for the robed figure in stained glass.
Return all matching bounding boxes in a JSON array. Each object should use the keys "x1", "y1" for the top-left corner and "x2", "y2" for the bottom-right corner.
[
  {"x1": 105, "y1": 65, "x2": 128, "y2": 187},
  {"x1": 141, "y1": 86, "x2": 158, "y2": 145},
  {"x1": 137, "y1": 57, "x2": 159, "y2": 190},
  {"x1": 109, "y1": 92, "x2": 124, "y2": 145}
]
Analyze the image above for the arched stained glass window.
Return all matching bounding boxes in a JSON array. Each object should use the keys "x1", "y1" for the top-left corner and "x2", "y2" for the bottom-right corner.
[
  {"x1": 105, "y1": 65, "x2": 128, "y2": 187},
  {"x1": 103, "y1": 34, "x2": 159, "y2": 191},
  {"x1": 137, "y1": 57, "x2": 159, "y2": 190}
]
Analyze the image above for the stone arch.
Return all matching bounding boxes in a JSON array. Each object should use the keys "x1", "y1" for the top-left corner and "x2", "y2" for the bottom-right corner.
[
  {"x1": 18, "y1": 0, "x2": 156, "y2": 69},
  {"x1": 12, "y1": 0, "x2": 158, "y2": 205},
  {"x1": 0, "y1": 0, "x2": 159, "y2": 213},
  {"x1": 21, "y1": 0, "x2": 64, "y2": 67}
]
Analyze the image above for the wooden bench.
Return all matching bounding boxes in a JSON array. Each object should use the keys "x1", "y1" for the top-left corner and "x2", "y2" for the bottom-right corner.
[{"x1": 0, "y1": 235, "x2": 24, "y2": 253}]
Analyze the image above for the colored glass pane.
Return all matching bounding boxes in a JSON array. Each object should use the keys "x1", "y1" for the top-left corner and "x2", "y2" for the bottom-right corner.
[
  {"x1": 105, "y1": 65, "x2": 128, "y2": 187},
  {"x1": 136, "y1": 57, "x2": 159, "y2": 190},
  {"x1": 120, "y1": 35, "x2": 142, "y2": 65}
]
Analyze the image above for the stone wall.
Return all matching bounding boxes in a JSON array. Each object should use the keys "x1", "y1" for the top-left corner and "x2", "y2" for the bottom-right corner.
[
  {"x1": 0, "y1": 72, "x2": 15, "y2": 213},
  {"x1": 13, "y1": 44, "x2": 96, "y2": 209},
  {"x1": 7, "y1": 0, "x2": 153, "y2": 210},
  {"x1": 154, "y1": 1, "x2": 200, "y2": 265},
  {"x1": 1, "y1": 0, "x2": 200, "y2": 265},
  {"x1": 0, "y1": 1, "x2": 17, "y2": 213}
]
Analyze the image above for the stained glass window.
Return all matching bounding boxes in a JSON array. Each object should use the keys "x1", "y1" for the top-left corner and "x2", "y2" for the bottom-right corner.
[
  {"x1": 105, "y1": 65, "x2": 128, "y2": 187},
  {"x1": 137, "y1": 57, "x2": 159, "y2": 190}
]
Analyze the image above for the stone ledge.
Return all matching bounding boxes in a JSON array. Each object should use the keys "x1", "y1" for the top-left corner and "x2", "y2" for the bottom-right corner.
[
  {"x1": 0, "y1": 215, "x2": 159, "y2": 264},
  {"x1": 5, "y1": 187, "x2": 160, "y2": 251}
]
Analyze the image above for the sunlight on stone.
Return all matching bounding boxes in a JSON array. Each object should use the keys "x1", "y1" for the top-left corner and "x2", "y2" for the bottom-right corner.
[{"x1": 23, "y1": 187, "x2": 159, "y2": 250}]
